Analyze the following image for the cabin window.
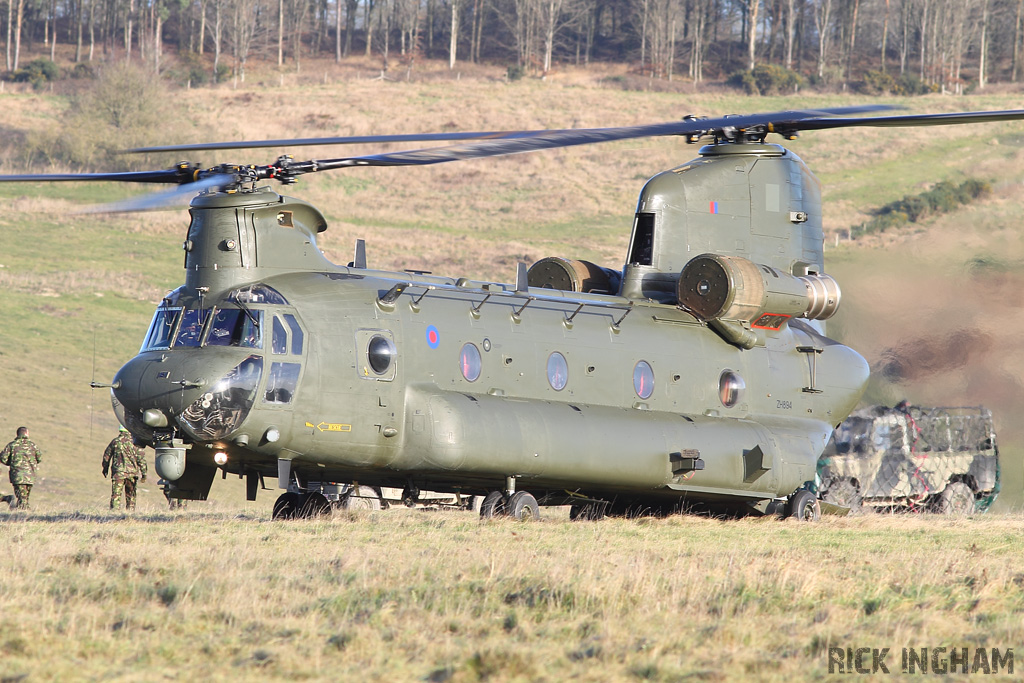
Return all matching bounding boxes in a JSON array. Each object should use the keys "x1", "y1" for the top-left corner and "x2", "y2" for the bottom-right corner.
[
  {"x1": 368, "y1": 335, "x2": 397, "y2": 375},
  {"x1": 141, "y1": 307, "x2": 180, "y2": 351},
  {"x1": 719, "y1": 370, "x2": 745, "y2": 408},
  {"x1": 264, "y1": 362, "x2": 301, "y2": 404},
  {"x1": 627, "y1": 213, "x2": 655, "y2": 266},
  {"x1": 633, "y1": 361, "x2": 655, "y2": 399},
  {"x1": 460, "y1": 343, "x2": 482, "y2": 382},
  {"x1": 547, "y1": 352, "x2": 569, "y2": 391},
  {"x1": 207, "y1": 308, "x2": 263, "y2": 349}
]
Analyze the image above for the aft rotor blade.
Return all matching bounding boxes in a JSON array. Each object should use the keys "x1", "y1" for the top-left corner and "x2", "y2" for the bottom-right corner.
[{"x1": 80, "y1": 174, "x2": 236, "y2": 213}]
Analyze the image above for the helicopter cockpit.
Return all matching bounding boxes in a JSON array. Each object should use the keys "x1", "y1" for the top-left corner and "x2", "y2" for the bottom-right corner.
[{"x1": 123, "y1": 282, "x2": 306, "y2": 446}]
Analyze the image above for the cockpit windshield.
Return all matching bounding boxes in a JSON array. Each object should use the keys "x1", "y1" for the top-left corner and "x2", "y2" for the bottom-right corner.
[
  {"x1": 207, "y1": 308, "x2": 263, "y2": 349},
  {"x1": 141, "y1": 307, "x2": 180, "y2": 352},
  {"x1": 174, "y1": 309, "x2": 205, "y2": 348}
]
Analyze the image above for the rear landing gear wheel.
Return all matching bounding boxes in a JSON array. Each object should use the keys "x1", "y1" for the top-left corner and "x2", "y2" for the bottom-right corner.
[
  {"x1": 788, "y1": 489, "x2": 820, "y2": 522},
  {"x1": 273, "y1": 492, "x2": 300, "y2": 520},
  {"x1": 570, "y1": 502, "x2": 606, "y2": 521},
  {"x1": 508, "y1": 491, "x2": 539, "y2": 521},
  {"x1": 479, "y1": 491, "x2": 507, "y2": 519}
]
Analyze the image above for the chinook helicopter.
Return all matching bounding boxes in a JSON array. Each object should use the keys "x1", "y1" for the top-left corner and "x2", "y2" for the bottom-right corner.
[{"x1": 5, "y1": 106, "x2": 1024, "y2": 521}]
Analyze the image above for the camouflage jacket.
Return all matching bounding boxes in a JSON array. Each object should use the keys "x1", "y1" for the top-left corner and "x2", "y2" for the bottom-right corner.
[
  {"x1": 0, "y1": 436, "x2": 42, "y2": 486},
  {"x1": 103, "y1": 432, "x2": 147, "y2": 481}
]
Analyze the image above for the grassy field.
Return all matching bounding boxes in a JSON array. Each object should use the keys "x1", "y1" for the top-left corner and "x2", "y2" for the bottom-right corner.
[
  {"x1": 2, "y1": 58, "x2": 1024, "y2": 679},
  {"x1": 1, "y1": 508, "x2": 1022, "y2": 681}
]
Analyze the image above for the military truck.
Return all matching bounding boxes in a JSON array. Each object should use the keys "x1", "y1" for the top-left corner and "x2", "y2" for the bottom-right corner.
[{"x1": 817, "y1": 405, "x2": 999, "y2": 514}]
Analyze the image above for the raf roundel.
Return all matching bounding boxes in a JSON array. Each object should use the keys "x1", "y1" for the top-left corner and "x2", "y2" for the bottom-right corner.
[{"x1": 425, "y1": 325, "x2": 440, "y2": 349}]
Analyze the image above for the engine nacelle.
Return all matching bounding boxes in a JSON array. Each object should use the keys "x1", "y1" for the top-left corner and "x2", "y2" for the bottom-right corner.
[
  {"x1": 527, "y1": 257, "x2": 622, "y2": 295},
  {"x1": 677, "y1": 253, "x2": 840, "y2": 329}
]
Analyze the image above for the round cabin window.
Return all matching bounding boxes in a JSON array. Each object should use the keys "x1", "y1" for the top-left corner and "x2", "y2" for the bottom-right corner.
[
  {"x1": 367, "y1": 335, "x2": 396, "y2": 375},
  {"x1": 634, "y1": 361, "x2": 654, "y2": 399},
  {"x1": 547, "y1": 352, "x2": 568, "y2": 391},
  {"x1": 719, "y1": 370, "x2": 745, "y2": 408},
  {"x1": 460, "y1": 343, "x2": 482, "y2": 382}
]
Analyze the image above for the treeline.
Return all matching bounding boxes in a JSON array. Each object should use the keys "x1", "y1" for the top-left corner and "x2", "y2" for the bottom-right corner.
[{"x1": 3, "y1": 0, "x2": 1023, "y2": 90}]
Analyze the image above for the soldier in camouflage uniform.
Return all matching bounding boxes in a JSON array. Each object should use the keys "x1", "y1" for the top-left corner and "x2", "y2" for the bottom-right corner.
[
  {"x1": 102, "y1": 426, "x2": 147, "y2": 511},
  {"x1": 0, "y1": 426, "x2": 42, "y2": 509}
]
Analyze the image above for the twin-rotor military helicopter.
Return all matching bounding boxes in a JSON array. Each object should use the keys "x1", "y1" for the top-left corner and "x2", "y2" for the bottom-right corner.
[{"x1": 5, "y1": 105, "x2": 1024, "y2": 521}]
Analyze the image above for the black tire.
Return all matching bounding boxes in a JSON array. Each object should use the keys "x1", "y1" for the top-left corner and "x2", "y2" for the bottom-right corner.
[
  {"x1": 479, "y1": 491, "x2": 507, "y2": 519},
  {"x1": 342, "y1": 485, "x2": 382, "y2": 511},
  {"x1": 788, "y1": 489, "x2": 820, "y2": 522},
  {"x1": 569, "y1": 502, "x2": 606, "y2": 521},
  {"x1": 299, "y1": 492, "x2": 332, "y2": 518},
  {"x1": 821, "y1": 478, "x2": 862, "y2": 515},
  {"x1": 508, "y1": 491, "x2": 540, "y2": 521},
  {"x1": 272, "y1": 492, "x2": 300, "y2": 520},
  {"x1": 933, "y1": 481, "x2": 975, "y2": 515}
]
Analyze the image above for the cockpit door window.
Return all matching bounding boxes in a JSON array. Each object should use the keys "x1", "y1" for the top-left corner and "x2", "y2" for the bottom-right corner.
[
  {"x1": 264, "y1": 362, "x2": 301, "y2": 404},
  {"x1": 207, "y1": 308, "x2": 263, "y2": 349}
]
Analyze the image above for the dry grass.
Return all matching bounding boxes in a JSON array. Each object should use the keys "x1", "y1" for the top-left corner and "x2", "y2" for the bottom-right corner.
[{"x1": 0, "y1": 508, "x2": 1022, "y2": 681}]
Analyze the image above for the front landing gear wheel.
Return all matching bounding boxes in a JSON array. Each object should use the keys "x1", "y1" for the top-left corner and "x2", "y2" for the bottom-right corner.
[
  {"x1": 788, "y1": 489, "x2": 820, "y2": 522},
  {"x1": 508, "y1": 491, "x2": 540, "y2": 521},
  {"x1": 273, "y1": 492, "x2": 300, "y2": 520},
  {"x1": 299, "y1": 492, "x2": 332, "y2": 518},
  {"x1": 479, "y1": 491, "x2": 507, "y2": 519}
]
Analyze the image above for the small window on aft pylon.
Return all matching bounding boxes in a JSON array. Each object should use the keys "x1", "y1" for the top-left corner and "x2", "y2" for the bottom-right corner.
[{"x1": 628, "y1": 213, "x2": 655, "y2": 266}]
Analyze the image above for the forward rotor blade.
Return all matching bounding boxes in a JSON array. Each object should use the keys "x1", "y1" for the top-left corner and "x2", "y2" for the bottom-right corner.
[
  {"x1": 123, "y1": 105, "x2": 895, "y2": 157},
  {"x1": 80, "y1": 173, "x2": 236, "y2": 213},
  {"x1": 124, "y1": 131, "x2": 535, "y2": 154},
  {"x1": 786, "y1": 109, "x2": 1024, "y2": 132},
  {"x1": 296, "y1": 105, "x2": 902, "y2": 171},
  {"x1": 0, "y1": 169, "x2": 186, "y2": 184}
]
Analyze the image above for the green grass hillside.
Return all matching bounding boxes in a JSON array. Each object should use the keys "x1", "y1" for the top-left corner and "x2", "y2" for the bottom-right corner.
[{"x1": 1, "y1": 64, "x2": 1023, "y2": 511}]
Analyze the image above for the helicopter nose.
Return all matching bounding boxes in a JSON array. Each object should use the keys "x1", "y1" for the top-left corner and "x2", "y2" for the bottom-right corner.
[{"x1": 113, "y1": 350, "x2": 263, "y2": 441}]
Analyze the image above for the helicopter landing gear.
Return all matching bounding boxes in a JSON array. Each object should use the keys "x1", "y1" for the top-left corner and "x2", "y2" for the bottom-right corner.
[
  {"x1": 479, "y1": 491, "x2": 507, "y2": 519},
  {"x1": 273, "y1": 492, "x2": 300, "y2": 519},
  {"x1": 300, "y1": 492, "x2": 332, "y2": 518},
  {"x1": 341, "y1": 485, "x2": 382, "y2": 511},
  {"x1": 788, "y1": 489, "x2": 820, "y2": 522},
  {"x1": 273, "y1": 491, "x2": 333, "y2": 519},
  {"x1": 508, "y1": 491, "x2": 539, "y2": 521},
  {"x1": 569, "y1": 501, "x2": 607, "y2": 521},
  {"x1": 480, "y1": 490, "x2": 540, "y2": 520}
]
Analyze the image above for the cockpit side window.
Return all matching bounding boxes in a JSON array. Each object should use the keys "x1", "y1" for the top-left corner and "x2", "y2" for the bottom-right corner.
[
  {"x1": 141, "y1": 307, "x2": 181, "y2": 352},
  {"x1": 271, "y1": 316, "x2": 287, "y2": 355},
  {"x1": 174, "y1": 309, "x2": 206, "y2": 348},
  {"x1": 284, "y1": 314, "x2": 304, "y2": 355},
  {"x1": 207, "y1": 308, "x2": 263, "y2": 348}
]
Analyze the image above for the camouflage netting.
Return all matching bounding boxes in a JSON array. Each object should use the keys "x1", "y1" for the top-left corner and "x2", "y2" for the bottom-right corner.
[{"x1": 817, "y1": 405, "x2": 999, "y2": 514}]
